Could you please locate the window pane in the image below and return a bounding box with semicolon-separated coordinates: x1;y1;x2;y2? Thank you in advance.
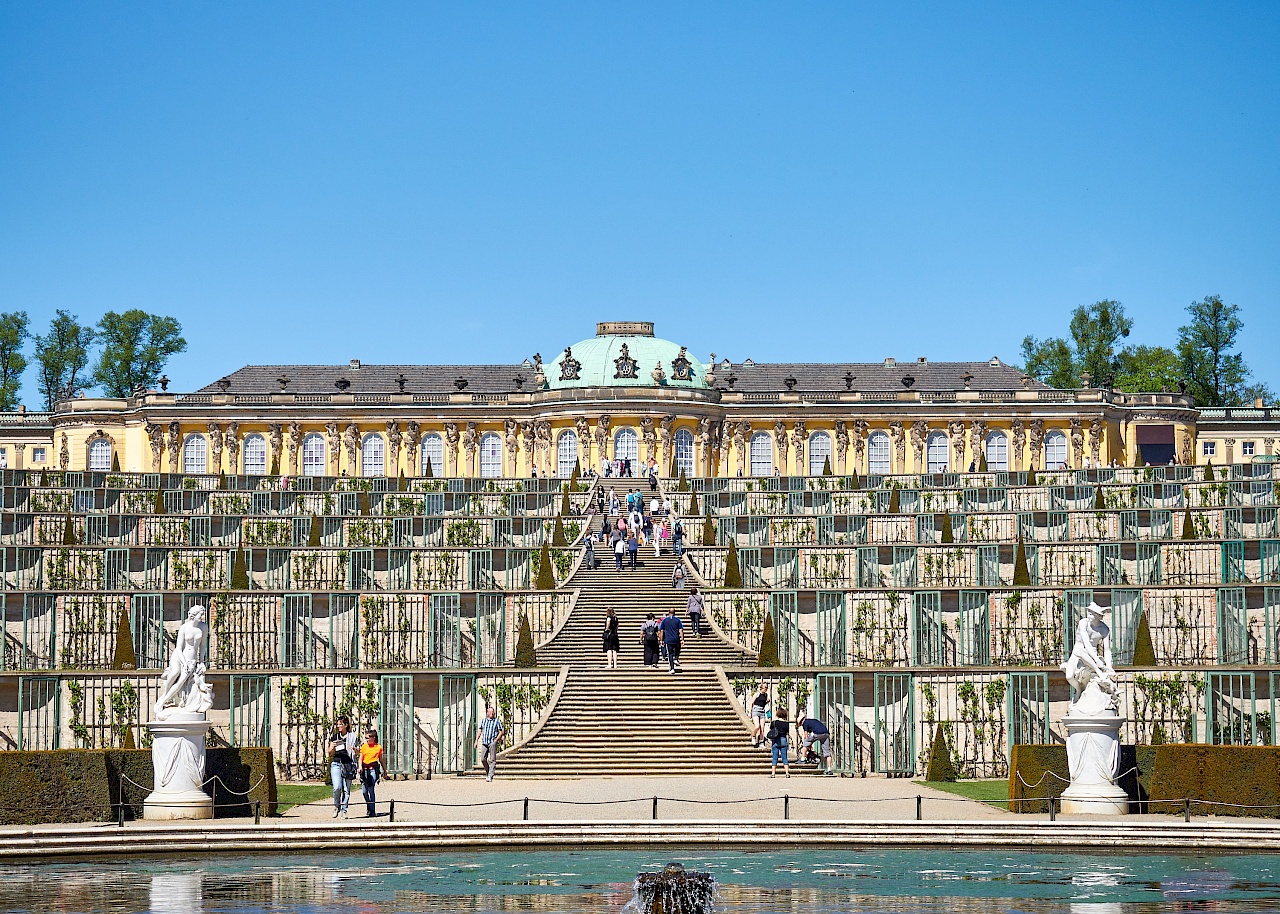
183;435;207;474
808;432;832;476
88;439;112;472
556;431;578;478
1044;431;1067;470
984;433;1008;471
301;434;326;476
674;428;695;476
421;434;444;475
749;432;773;476
868;432;891;475
243;435;267;475
614;429;638;463
362;434;385;477
926;433;949;474
479;433;503;478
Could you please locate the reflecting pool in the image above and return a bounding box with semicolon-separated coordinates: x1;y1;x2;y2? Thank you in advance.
3;847;1279;913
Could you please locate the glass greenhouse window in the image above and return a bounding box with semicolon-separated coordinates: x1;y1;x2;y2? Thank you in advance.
809;432;832;476
984;432;1009;471
479;432;503;478
421;433;444;475
183;435;207;474
362;434;385;477
88;438;112;472
749;432;773;476
1044;430;1068;470
926;432;949;473
243;434;267;475
674;428;694;477
557;431;578;478
301;434;326;476
614;428;638;464
868;432;891;475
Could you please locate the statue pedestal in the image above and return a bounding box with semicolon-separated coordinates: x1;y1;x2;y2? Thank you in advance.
144;715;214;820
1060;712;1128;816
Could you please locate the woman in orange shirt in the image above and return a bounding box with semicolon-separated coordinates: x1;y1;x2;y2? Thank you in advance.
357;729;384;818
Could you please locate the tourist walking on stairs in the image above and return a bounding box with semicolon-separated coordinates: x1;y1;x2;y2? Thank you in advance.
671;560;687;589
627;531;639;569
768;707;791;777
659;606;684;673
613;535;626;571
602;607;620;669
687;587;705;637
749;683;770;748
641;612;661;668
476;706;505;782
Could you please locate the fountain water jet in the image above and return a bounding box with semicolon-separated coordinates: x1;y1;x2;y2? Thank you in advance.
629;862;717;914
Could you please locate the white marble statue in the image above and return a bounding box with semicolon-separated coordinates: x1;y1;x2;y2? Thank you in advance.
1059;601;1128;814
1062;602;1120;716
154;605;214;720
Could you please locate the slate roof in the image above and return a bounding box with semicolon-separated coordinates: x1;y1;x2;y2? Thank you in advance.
198;358;1042;395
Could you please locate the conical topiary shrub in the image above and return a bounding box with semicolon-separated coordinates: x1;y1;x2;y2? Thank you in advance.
111;451;120;472
121;727;137;750
1094;486;1105;510
850;470;860;490
535;540;555;590
978;454;989;473
822;455;833;477
153;488;166;515
218;470;228;490
1131;611;1156;666
62;512;76;545
1027;466;1037;486
1181;506;1196;541
679;469;689;491
1204;460;1215;481
724;540;743;588
757;612;779;667
308;514;322;547
399;469;407;492
888;486;900;514
425;457;434;477
1012;535;1031;587
925;727;957;782
552;513;568;546
687;489;699;515
269;453;279;475
514;614;537;668
231;549;250;590
702;513;716;546
359;489;371;516
111;604;136;671
560;487;571;516
940;512;954;544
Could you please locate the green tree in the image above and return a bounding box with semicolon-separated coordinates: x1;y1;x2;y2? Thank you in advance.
1070;299;1132;385
1114;345;1181;393
1019;335;1076;388
1177;295;1263;407
33;310;96;410
92;310;187;398
0;311;30;410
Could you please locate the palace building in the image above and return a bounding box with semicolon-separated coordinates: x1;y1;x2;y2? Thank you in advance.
0;320;1270;478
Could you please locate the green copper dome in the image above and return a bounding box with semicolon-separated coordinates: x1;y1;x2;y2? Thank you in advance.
546;322;706;389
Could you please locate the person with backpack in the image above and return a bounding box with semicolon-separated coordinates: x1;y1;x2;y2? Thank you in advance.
686;587;705;638
673;518;685;557
768;707;792;778
627;529;639;570
641;612;661;668
327;715;359;818
613;534;626;571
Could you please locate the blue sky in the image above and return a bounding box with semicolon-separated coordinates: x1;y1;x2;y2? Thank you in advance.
1;4;1277;403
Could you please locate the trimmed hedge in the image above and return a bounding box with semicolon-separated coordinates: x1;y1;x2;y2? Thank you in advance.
0;747;277;825
1008;743;1280;816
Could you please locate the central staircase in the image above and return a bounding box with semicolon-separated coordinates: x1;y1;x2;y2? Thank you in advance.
488;495;770;776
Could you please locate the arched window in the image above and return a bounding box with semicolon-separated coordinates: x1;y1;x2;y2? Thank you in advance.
614;428;638;465
88;438;112;472
984;431;1009;472
749;432;773;476
1044;430;1068;470
926;432;950;474
868;431;891;475
183;434;207;474
420;433;444;476
674;428;695;477
556;430;578;478
301;433;326;477
808;431;833;476
361;434;385;477
479;432;503;478
243;434;267;475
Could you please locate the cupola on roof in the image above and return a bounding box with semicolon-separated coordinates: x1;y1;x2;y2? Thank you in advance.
546;322;706;390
